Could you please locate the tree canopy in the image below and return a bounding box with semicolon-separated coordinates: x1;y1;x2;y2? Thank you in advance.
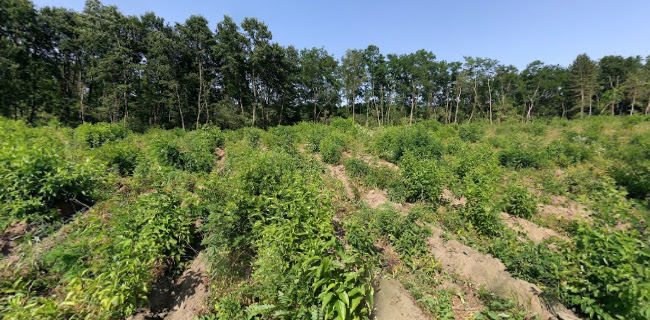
2;0;650;130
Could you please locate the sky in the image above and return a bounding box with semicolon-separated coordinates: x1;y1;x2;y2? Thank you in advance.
32;0;650;69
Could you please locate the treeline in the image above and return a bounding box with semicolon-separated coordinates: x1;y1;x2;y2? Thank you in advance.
2;0;650;130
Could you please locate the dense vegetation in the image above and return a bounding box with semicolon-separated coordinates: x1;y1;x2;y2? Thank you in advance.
2;0;650;132
0;115;648;320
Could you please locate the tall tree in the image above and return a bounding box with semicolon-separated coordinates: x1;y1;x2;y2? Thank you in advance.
569;54;598;117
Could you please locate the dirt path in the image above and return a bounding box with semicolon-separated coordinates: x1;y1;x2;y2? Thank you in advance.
538;196;592;223
499;212;569;244
373;278;428;320
129;252;210;320
427;226;577;320
328;164;355;200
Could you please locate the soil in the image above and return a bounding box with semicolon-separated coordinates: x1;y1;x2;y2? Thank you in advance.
539;196;592;223
426;225;577;320
129;252;210;320
327;164;355;200
499;212;569;244
215;147;226;171
436;279;486;320
0;221;30;256
372;277;428;320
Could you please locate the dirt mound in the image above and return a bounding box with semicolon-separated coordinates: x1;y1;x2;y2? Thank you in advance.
0;221;30;257
216;147;226;171
360;154;399;171
436;280;486;319
129;253;210;320
539;196;592;223
427;225;576;320
328;164;355;200
499;212;568;244
372;277;428;320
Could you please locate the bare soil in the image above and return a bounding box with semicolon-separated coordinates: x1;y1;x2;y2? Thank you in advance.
427;225;577;320
499;212;569;244
0;221;30;257
327;164;355;200
539;196;592;223
372;277;428;320
129;252;210;320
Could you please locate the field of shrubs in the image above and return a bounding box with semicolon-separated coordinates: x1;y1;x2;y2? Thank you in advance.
1;116;649;320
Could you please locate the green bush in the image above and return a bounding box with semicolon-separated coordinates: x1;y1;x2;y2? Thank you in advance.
98;140;141;176
501;185;537;219
458;123;485;142
559;225;650;319
319;132;347;164
0;131;104;227
398;153;446;203
375;125;444;163
75;123;128;148
498;145;542;169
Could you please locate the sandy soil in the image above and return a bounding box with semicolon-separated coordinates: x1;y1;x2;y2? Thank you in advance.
499;212;569;244
327;164;355;200
129;252;210;320
373;277;428;320
427;225;577;320
539;196;592;223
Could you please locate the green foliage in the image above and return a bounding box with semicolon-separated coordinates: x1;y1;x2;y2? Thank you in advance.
319;132;347;164
501;185;537;219
558;225;650;320
459;176;503;236
343;158;400;191
75;123;128;148
458;123;485;142
498;144;543;169
63;192;194;318
0;122;105;227
97;140;141;176
374;125;444;163
368;208;431;260
150;126;223;172
609;134;650;201
397;153;446;203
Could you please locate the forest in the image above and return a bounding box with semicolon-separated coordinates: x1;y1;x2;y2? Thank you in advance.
2;0;650;131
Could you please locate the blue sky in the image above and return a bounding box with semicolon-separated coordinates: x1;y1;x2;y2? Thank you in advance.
33;0;650;69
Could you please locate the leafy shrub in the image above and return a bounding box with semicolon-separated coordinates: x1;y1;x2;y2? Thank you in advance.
397;153;446;203
501;185;537;219
610;134;650;201
458;123;485;142
75;123;128;148
319;132;347;164
460;176;503;236
98;140;141;176
544;139;592;167
344;158;400;191
558;225;650;319
0;132;104;226
263;126;297;154
498;145;542;169
369;208;431;259
150;127;223;173
374;126;444;163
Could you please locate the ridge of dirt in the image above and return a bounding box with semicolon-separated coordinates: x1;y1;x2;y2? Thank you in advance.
538;196;592;223
328;164;355;200
0;221;30;257
499;212;569;244
129;252;210;320
427;225;577;320
373;277;428;320
363;189;411;211
215;147;226;172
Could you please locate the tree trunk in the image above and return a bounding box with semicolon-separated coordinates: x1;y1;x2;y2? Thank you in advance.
487;77;493;124
175;86;185;130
